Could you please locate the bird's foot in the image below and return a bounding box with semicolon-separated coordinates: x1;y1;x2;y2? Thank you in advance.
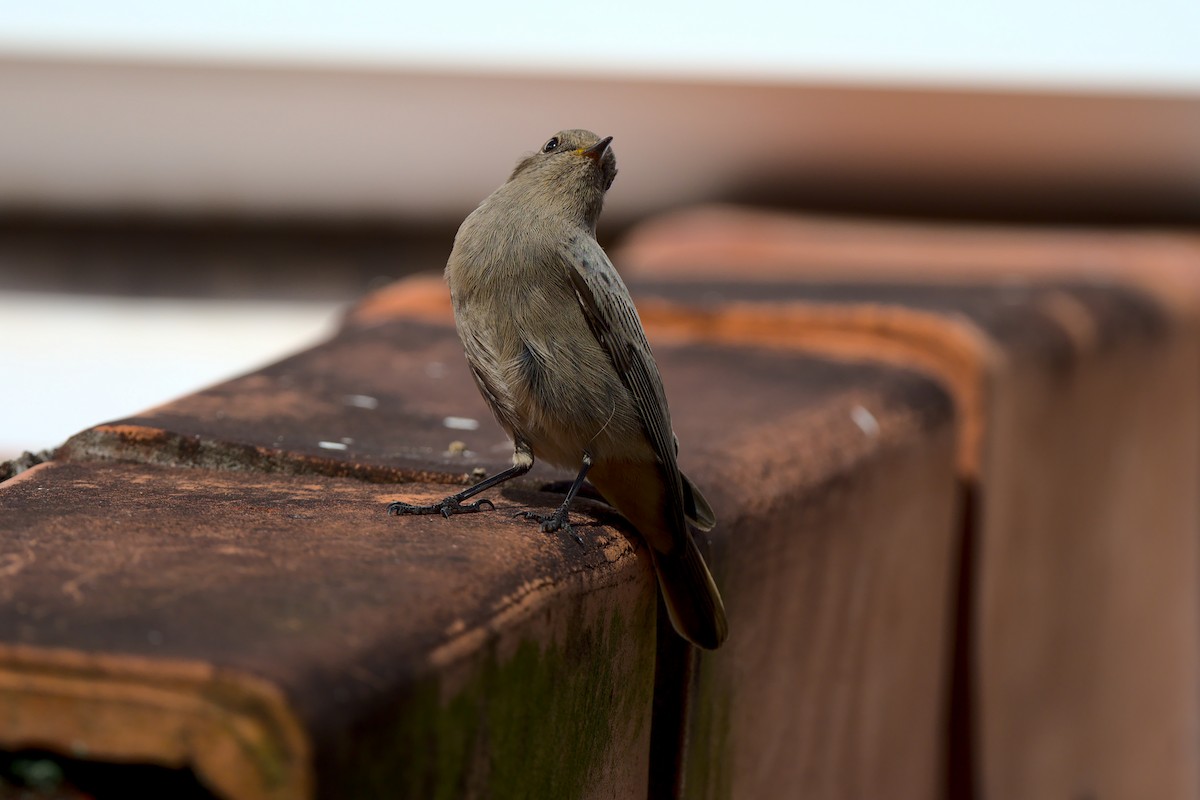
387;497;495;518
513;509;583;545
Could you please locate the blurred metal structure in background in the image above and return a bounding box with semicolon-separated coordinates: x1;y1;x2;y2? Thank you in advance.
0;53;1198;226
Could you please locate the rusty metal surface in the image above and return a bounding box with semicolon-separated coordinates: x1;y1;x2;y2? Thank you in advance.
0;461;631;681
4;207;1196;799
0;456;656;799
3;290;959;799
616;208;1200;800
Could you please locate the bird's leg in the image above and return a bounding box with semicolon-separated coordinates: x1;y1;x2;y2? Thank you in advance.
388;444;533;518
515;453;592;545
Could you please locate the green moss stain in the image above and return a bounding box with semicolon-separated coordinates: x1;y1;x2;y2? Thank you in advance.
336;587;657;799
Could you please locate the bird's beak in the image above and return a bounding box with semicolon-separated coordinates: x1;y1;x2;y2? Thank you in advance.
580;136;613;163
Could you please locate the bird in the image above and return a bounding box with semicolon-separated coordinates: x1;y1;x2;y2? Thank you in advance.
387;129;727;650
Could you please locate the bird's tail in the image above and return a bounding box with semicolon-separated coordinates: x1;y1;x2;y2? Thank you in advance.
653;535;728;650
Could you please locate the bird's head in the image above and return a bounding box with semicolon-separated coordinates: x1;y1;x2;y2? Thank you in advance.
509;129;618;196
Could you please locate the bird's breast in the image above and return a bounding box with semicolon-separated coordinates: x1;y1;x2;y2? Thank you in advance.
451;268;644;466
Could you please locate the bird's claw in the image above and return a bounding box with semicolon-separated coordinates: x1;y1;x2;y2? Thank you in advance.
511;509;558;531
513;510;584;545
387;498;495;517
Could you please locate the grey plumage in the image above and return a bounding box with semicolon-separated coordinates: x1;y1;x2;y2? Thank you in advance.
389;129;727;649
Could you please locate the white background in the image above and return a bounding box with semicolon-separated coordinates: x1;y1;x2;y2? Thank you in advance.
2;0;1199;90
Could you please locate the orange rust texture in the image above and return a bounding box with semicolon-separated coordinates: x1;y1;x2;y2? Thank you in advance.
637;297;994;476
85;424;172;443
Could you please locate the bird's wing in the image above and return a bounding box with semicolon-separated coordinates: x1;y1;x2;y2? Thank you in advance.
560;234;689;535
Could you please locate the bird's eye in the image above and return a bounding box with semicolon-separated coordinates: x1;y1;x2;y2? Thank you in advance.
542;137;559;153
